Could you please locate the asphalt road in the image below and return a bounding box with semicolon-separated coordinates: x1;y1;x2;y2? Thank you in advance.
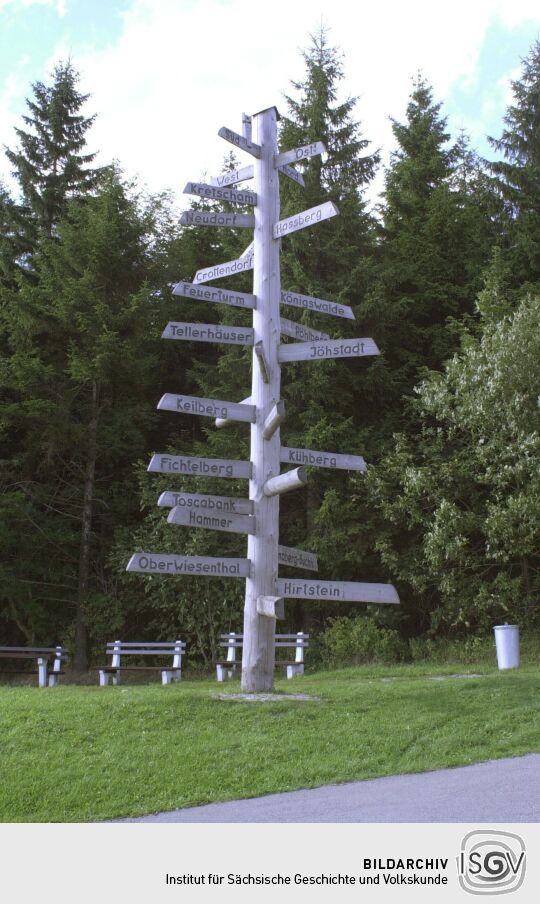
118;753;540;823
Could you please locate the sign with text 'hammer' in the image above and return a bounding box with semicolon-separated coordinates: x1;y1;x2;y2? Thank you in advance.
168;504;256;535
273;201;339;239
183;181;257;206
278;337;380;363
180;210;255;228
277;579;400;604
161;322;254;346
148;453;251;479
172;281;256;310
158;394;255;423
127;552;250;578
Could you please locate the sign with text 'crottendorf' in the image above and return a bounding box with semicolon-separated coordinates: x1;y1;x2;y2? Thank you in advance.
218;126;261;158
277;579;400;604
277;545;318;572
172;281;256;310
158;491;253;516
280;447;366;471
161;322;254;346
194;255;254;285
148;454;252;480
158;394;255;423
208;165;254;187
168;505;255;535
127;553;250;578
278;337;379;363
280;317;329;342
281;289;354;321
180;210;255;228
183;181;257;206
273;201;339;239
274;140;326;169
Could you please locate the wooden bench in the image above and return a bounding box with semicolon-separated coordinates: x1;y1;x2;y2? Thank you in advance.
216;632;309;681
99;640;186;686
0;645;68;688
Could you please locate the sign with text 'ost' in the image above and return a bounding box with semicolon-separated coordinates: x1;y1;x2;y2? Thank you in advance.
183;181;257;206
172;282;256;310
127;553;250;578
273;201;339;239
281;289;354;321
148;454;251;480
161;322;254;346
274;140;326;169
278;337;380;363
277;545;318;572
180;210;255;228
277;579;400;604
157;491;254;515
168;505;256;535
194;255;254;285
158;394;256;423
208;165;254;187
280;447;367;471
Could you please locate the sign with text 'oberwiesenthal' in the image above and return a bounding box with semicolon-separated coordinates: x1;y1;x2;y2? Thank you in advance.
273;201;339;239
148;453;251;479
161;322;254;346
277;545;318;572
280;447;366;471
183;181;257;206
281;289;354;321
168;504;256;535
172;282;256;310
193;255;254;285
277;579;400;604
280;317;329;342
157;394;255;423
278;337;380;363
157;491;254;516
127;553;250;578
180;210;255;228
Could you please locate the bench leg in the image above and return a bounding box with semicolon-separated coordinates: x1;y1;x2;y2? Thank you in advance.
286;664;304;679
216;665;232;682
37;658;47;688
162;670;172;685
172;669;182;683
99;670;110;687
48;674;59;688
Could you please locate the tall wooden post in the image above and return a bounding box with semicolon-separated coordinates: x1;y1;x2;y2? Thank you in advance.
242;107;281;692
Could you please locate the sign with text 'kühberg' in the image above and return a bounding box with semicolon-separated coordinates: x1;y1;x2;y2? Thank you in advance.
148;454;251;480
277;579;400;604
127;553;250;578
194;255;254;285
278;337;380;363
157;491;254;516
273;201;339;239
281;289;354;321
277;545;318;572
157;394;256;423
183;181;257;206
280;447;366;471
168;504;256;535
161;322;254;346
180;210;255;228
172;281;256;310
280;317;329;342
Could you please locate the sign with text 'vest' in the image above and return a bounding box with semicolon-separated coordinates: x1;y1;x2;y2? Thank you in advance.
161;322;254;346
127;553;250;578
277;545;318;572
208;165;254;187
194;255;254;285
168;505;256;535
180;210;255;228
158;394;255;423
274;141;326;169
158;491;254;516
280;317;329;342
281;289;354;321
148;454;252;480
172;282;256;310
280;447;366;471
278;337;380;363
277;579;400;604
273;201;339;238
183;181;257;206
218;126;261;158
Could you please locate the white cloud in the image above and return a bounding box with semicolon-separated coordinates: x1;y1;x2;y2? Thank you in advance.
0;0;66;13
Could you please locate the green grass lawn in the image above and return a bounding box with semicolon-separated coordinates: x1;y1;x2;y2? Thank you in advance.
1;663;539;822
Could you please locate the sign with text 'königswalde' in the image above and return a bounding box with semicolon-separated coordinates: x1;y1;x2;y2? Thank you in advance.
280;289;355;321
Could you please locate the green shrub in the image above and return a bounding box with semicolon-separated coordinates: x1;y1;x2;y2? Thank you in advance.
320;616;410;666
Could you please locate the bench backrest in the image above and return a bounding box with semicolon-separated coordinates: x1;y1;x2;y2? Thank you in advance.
219;632;309;663
105;641;186;669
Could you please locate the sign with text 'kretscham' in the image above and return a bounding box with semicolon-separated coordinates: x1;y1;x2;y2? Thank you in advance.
172;282;256;310
161;322;254;346
183;181;257;206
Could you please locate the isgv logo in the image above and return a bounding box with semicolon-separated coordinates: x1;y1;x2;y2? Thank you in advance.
458;830;526;895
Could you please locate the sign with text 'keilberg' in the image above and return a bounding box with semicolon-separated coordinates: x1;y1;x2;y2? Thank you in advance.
194;255;254;285
148;454;252;480
273;201;339;239
183;181;257;206
218;126;261;158
161;322;254;346
281;289;354;321
280;447;366;472
208;165;254;187
278;337;380;363
157;394;256;423
127;552;250;578
274;140;326;169
280;317;329;342
172;282;256;310
157;491;254;516
277;545;318;572
277;579;400;604
168;504;256;535
180;210;255;228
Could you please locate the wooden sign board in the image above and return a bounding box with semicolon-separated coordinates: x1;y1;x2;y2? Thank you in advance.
280;317;329;342
280;447;366;471
218;126;261;158
157;491;254;515
273;201;339;239
274;141;326;169
278;164;305;187
239;240;254;259
172;281;256;310
194;255;254;285
278;545;318;572
148;454;252;479
277;579;400;604
183;181;257;206
208;165;254;187
168;504;255;535
278;337;380;363
281;289;354;321
158;394;255;423
161;322;254;346
127;552;250;578
180;210;255;228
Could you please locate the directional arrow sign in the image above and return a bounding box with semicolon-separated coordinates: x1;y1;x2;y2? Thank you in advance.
127;552;250;578
277;579;400;604
280;317;329;342
280;447;366;471
278;164;305;187
183;181;257;206
278;337;380;363
278;545;318;572
208;165;254;187
239;240;254;259
281;289;354;320
274;141;326;169
218;126;261;158
168;505;256;535
158;394;255;423
161;322;254;346
194;255;254;284
172;282;256;310
180;210;255;228
148;454;252;480
273;201;339;239
158;491;254;516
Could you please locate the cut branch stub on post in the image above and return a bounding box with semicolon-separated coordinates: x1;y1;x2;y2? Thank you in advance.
262;401;285;440
263;467;308;497
257;596;285;620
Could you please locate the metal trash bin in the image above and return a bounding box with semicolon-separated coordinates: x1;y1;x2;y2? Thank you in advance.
493;624;520;670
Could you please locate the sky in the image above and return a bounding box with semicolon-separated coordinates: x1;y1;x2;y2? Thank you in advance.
1;0;540;211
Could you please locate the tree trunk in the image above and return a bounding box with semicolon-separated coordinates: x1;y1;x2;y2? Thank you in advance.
74;381;99;672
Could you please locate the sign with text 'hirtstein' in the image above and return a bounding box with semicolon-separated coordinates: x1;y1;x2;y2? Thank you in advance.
157;491;254;516
277;579;400;604
183;181;257;206
280;317;329;342
194;255;254;285
277;545;318;572
127;553;250;578
281;289;354;321
168;505;256;535
158;394;256;423
172;282;256;310
280;447;366;471
208;165;254;187
148;454;252;480
278;337;380;363
218;126;261;158
274;141;326;169
273;201;339;239
180;210;255;228
161;322;254;346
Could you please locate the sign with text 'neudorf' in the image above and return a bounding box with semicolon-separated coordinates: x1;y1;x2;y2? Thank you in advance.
209;165;254;187
127;553;250;578
277;579;400;604
280;317;329;342
280;447;366;471
172;282;256;310
158;394;255;423
157;491;253;516
161;322;254;346
148;454;251;479
168;505;256;535
277;545;318;572
218;126;261;158
183;181;257;206
281;289;354;321
194;255;254;285
278;337;380;363
273;201;339;239
180;210;255;228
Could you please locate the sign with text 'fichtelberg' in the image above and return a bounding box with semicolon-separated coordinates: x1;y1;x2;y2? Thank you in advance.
148;453;252;479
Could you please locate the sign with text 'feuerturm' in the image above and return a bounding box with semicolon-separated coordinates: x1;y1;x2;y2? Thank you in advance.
148;453;252;479
168;505;256;535
273;201;339;239
280;447;366;471
161;322;254;346
157;491;254;515
172;282;256;310
183;181;257;206
281;289;355;320
278;337;380;363
127;553;250;578
158;394;255;423
277;545;318;572
180;210;255;228
194;255;254;285
277;579;400;604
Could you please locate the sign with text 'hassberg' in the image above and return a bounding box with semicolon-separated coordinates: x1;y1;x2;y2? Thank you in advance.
280;447;366;471
277;579;400;604
183;181;257;206
278;337;380;363
273;202;339;238
172;282;256;310
218;126;261;158
194;256;254;285
158;491;253;515
209;165;254;187
161;322;254;346
158;394;255;423
280;317;330;342
281;289;354;321
148;454;252;479
274;141;326;169
180;210;255;228
168;505;256;535
127;553;250;578
277;545;318;572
